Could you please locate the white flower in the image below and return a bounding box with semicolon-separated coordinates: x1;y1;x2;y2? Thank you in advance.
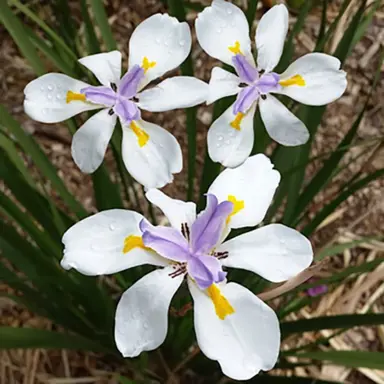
61;154;313;380
195;0;347;167
24;14;208;189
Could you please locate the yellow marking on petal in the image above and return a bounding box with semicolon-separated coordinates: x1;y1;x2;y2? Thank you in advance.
230;112;244;130
228;41;243;55
123;235;149;253
207;284;235;320
226;195;245;224
130;121;149;147
279;74;306;87
142;57;157;73
66;91;86;103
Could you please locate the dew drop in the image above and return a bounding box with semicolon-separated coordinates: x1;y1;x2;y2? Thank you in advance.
47;94;53;100
216;28;222;34
216;143;222;148
179;40;186;47
143;322;149;330
227;8;233;15
164;40;169;47
231;21;236;27
217;135;223;141
155;37;161;44
40;86;45;91
109;223;116;231
225;139;231;145
47;84;54;91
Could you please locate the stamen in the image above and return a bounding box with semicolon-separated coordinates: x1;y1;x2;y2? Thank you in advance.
169;264;187;278
123;235;149;253
111;83;117;92
226;195;245;224
130;121;149;147
230;112;244;130
66;91;86;104
142;57;156;73
279;74;306;87
228;41;242;55
214;251;229;260
207;284;235;320
181;223;190;241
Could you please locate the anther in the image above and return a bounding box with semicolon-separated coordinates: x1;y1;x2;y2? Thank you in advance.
111;83;117;92
261;94;267;100
108;109;114;116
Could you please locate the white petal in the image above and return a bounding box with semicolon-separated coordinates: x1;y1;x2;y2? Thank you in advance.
220;224;313;282
137;76;208;112
196;0;253;66
207;102;256;168
115;266;183;357
71;109;116;174
145;189;196;230
259;95;309;146
128;14;191;88
24;73;99;123
207;67;241;105
78;51;122;86
189;280;280;380
256;4;288;72
121;119;182;189
275;53;347;105
61;210;166;276
208;154;280;228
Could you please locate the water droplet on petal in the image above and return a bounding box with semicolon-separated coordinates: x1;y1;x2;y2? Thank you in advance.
40;86;44;91
109;223;116;231
227;8;233;15
225;139;231;145
217;135;223;141
143;322;149;330
216;28;222;34
48;84;54;91
231;21;236;27
155;37;161;44
47;94;53;100
164;40;169;46
179;40;186;47
216;143;222;148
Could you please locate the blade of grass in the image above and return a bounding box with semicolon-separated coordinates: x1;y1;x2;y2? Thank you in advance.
288;351;384;370
246;0;259;27
281;314;384;336
0;327;114;354
88;0;117;51
0;2;45;75
81;0;101;54
0;105;87;218
167;0;197;201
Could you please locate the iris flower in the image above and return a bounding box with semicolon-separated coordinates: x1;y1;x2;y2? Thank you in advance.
24;14;208;188
61;154;313;380
196;0;347;167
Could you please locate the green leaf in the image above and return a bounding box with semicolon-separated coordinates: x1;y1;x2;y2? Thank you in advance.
0;105;87;218
246;0;259;27
316;238;378;261
88;0;117;51
289;351;384;370
81;0;101;54
0;2;45;75
9;0;78;63
250;375;341;383
303;168;384;236
0;327;113;354
167;0;197;201
333;0;366;65
92;165;124;210
282;314;384;335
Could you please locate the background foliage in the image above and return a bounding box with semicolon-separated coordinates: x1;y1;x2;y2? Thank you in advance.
0;0;383;382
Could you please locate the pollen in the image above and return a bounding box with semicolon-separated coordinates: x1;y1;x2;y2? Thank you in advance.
226;195;245;224
228;41;242;55
66;91;86;103
207;284;235;320
123;235;148;253
142;57;156;73
130;121;149;147
230;112;244;130
279;74;306;87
